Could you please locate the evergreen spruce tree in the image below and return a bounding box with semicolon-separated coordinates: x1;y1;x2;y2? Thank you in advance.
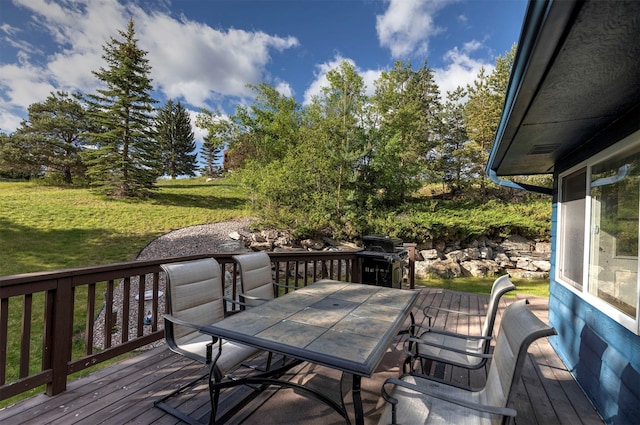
85;18;159;197
200;134;223;177
156;99;197;179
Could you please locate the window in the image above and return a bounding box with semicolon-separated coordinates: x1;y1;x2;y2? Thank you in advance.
557;133;640;330
558;168;586;289
588;149;639;318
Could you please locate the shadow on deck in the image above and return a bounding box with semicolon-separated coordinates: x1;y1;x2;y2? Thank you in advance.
0;287;603;425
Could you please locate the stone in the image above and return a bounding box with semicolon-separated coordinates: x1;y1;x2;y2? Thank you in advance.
532;260;551;272
248;241;272;251
494;252;514;268
502;235;534;254
515;257;539;271
263;229;279;240
301;238;325;250
535;242;551;254
460;260;501;277
479;246;493;260
420;249;440;260
463;247;480;260
507;269;548;279
415;259;462;279
446;250;469;262
228;231;242;240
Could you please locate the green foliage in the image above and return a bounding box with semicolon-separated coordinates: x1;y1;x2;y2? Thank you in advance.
195;109;232;177
361;198;551;244
0;132;43;179
84;19;160;197
11;91;90;184
155;99;197;179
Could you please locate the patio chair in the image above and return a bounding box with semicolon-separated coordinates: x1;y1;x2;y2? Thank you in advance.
404;274;515;374
154;258;263;425
232;251;296;307
380;299;556;425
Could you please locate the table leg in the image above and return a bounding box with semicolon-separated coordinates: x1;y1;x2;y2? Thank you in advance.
352;375;364;425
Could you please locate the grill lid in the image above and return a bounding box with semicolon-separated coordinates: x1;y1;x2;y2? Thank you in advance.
362;235;403;253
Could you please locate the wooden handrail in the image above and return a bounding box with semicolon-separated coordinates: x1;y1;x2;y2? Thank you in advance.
0;249;414;401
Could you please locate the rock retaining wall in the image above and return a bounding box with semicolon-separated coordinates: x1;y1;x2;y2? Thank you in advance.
237;229;551;280
414;234;550;279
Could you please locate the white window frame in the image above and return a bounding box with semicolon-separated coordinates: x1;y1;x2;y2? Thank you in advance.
556;130;640;335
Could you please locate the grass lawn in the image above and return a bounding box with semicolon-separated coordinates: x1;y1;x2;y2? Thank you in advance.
417;276;549;298
0;177;252;276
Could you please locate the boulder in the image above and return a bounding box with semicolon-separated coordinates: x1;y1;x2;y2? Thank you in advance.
460;260;501;277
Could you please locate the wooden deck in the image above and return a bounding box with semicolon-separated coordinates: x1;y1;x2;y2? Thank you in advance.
0;287;603;425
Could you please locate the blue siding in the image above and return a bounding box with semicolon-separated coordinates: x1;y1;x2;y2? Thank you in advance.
549;201;640;425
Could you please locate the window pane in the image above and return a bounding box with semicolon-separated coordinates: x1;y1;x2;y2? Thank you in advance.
589;149;640;318
559;168;586;288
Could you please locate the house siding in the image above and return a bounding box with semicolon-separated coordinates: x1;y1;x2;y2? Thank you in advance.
549;199;640;425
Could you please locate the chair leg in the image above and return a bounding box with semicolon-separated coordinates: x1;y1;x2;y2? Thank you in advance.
208;364;223;425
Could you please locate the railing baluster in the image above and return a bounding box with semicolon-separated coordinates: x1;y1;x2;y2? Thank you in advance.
105;280;114;349
20;294;32;378
137;274;145;337
0;297;8;385
122;277;130;344
86;283;96;356
284;261;291;288
152;273;160;331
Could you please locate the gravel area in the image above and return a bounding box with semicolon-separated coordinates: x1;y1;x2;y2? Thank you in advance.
93;218;257;350
135;217;257;261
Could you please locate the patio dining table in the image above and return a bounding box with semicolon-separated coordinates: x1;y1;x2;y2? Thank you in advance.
200;279;418;425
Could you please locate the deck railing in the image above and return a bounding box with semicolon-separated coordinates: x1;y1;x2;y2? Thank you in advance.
0;248;415;402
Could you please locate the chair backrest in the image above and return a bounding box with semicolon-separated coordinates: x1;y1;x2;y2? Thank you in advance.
232;251;275;305
479;275;516;342
480;299;556;411
161;258;225;347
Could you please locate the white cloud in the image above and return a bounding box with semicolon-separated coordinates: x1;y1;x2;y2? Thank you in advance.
303;55;382;105
433;41;494;97
138;11;299;108
274;80;294;98
188;109;209;143
376;0;453;59
0;0;299;131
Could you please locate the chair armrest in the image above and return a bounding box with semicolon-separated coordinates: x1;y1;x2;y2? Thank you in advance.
404;337;493;359
381;377;517;420
223;296;252;315
162;313;205;332
224;295;252;308
423;305;484;317
238;293;271;303
418;325;492;341
274;281;298;292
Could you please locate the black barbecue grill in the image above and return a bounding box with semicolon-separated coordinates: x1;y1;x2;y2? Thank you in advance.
357;236;407;288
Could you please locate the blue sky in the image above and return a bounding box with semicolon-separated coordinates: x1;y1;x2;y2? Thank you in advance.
0;0;527;143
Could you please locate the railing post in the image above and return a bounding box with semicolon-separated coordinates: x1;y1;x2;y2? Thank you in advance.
404;243;417;289
45;277;73;396
351;258;362;283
